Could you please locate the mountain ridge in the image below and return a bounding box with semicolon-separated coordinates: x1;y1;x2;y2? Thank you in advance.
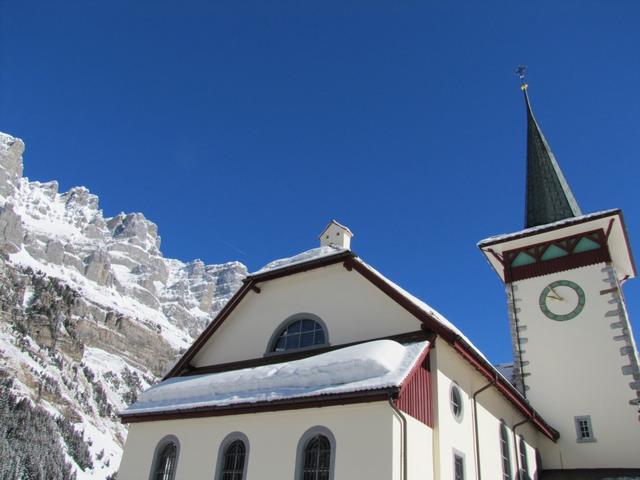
0;131;247;479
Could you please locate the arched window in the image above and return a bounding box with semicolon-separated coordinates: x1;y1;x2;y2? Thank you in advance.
221;441;245;480
215;433;249;480
518;436;530;480
150;436;179;480
295;426;336;480
269;315;328;354
302;435;330;480
500;421;512;480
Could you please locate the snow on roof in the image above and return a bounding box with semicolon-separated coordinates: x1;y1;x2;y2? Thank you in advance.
124;339;428;415
494;363;515;386
251;245;347;276
477;209;619;247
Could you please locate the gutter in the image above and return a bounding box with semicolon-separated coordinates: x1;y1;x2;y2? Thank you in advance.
388;393;408;480
472;378;496;480
451;337;558;441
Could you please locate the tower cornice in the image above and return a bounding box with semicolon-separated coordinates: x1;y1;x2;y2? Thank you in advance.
478;209;636;284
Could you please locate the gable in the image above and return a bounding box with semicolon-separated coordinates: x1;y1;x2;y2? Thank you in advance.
190;262;424;368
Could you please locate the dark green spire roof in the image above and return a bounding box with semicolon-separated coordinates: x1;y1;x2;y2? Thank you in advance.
524;86;582;228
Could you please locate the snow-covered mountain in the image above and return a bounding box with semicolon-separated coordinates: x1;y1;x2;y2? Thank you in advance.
0;132;247;479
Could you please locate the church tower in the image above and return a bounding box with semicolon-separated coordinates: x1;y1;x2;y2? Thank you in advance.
478;81;640;471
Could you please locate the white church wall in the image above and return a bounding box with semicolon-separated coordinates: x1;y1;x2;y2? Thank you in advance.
118;402;402;480
511;262;640;469
432;339;546;480
403;413;435;480
192;263;422;367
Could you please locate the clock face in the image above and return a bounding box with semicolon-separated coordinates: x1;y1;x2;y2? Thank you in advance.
539;280;586;321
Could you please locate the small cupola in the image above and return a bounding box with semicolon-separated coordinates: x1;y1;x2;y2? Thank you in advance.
319;220;353;250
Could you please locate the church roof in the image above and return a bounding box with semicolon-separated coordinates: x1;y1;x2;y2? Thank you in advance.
155;246;558;439
122;339;429;419
523;85;582;228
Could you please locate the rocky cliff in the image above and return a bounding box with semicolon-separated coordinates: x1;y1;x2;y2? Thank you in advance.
0;132;247;479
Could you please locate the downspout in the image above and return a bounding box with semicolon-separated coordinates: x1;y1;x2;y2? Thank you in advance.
512;417;530;480
472;377;496;480
388;394;408;480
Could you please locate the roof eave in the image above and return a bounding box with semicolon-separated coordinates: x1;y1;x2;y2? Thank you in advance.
120;387;399;424
246;250;355;283
478;209;621;248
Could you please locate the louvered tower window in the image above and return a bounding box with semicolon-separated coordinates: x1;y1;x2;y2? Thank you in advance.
302;435;331;480
221;440;246;480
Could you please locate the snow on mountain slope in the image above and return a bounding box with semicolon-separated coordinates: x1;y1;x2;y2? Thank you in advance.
0;131;247;479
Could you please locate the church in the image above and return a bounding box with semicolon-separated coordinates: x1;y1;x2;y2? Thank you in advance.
117;83;640;480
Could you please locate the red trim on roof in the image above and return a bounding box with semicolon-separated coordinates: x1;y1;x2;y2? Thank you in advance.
347;258;457;343
452;339;559;441
249;250;354;283
164;281;254;379
396;343;433;426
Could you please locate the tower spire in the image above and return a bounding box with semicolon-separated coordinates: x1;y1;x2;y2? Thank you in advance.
518;68;582;228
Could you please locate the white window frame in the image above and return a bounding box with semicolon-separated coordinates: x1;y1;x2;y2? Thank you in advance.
574;415;596;443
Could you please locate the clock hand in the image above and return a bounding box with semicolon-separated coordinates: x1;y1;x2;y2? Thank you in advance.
549;287;564;301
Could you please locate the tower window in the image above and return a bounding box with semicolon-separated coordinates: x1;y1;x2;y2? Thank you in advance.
453;452;465;480
574;415;596;443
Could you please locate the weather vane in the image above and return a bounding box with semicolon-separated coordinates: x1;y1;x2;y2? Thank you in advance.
515;64;528;90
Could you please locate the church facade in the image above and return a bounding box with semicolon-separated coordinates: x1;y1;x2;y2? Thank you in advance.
117;86;640;480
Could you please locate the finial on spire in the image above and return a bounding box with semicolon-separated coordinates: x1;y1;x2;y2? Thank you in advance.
515;64;528;90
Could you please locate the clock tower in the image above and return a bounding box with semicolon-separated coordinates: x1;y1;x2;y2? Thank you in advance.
478;83;640;471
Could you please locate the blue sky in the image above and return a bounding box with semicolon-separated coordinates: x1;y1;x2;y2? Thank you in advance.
1;0;638;363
